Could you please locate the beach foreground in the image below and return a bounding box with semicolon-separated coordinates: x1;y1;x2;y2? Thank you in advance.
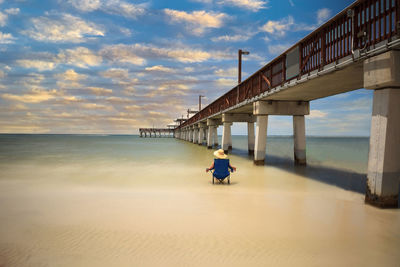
0;135;399;266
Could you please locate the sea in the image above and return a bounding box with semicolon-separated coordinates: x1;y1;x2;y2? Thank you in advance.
0;134;399;266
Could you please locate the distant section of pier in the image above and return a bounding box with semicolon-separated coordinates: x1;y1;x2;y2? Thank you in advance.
139;128;175;138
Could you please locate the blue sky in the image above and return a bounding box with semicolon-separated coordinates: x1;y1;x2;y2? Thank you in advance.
0;0;372;136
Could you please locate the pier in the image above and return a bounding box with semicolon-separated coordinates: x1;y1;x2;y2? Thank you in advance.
171;0;400;208
139;128;174;138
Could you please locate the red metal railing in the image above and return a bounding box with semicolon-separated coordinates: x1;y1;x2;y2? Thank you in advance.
178;0;399;130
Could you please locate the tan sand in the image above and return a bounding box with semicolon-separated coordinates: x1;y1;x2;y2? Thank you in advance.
0;157;399;267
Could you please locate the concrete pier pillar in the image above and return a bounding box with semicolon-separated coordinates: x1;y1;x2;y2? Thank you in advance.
207;126;213;149
193;128;198;144
254;115;268;165
198;128;203;145
213;126;219;147
365;89;400;208
189;129;193;142
293;115;306;165
364;50;400;208
253;100;309;165
222;122;232;153
198;124;205;145
247;122;255;155
207;119;221;149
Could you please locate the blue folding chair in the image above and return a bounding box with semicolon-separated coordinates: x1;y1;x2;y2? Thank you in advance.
209;159;233;184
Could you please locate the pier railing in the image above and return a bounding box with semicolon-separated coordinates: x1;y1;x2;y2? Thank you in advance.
177;0;399;129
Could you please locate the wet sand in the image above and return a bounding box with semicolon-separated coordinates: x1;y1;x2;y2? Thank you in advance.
0;155;399;267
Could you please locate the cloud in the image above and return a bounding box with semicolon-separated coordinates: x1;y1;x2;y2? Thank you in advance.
317;8;331;25
119;27;132;36
0;11;7;26
68;0;146;19
211;33;254;42
101;0;146;19
58;47;102;68
0;70;4;78
214;67;237;77
267;43;291;55
218;0;268;12
81;103;113;111
23;13;105;43
19;73;45;87
5;8;20;15
100;68;138;90
260;15;294;37
106;96;135;105
100;68;129;80
100;44;146;65
184;67;194;72
288;0;294;7
101;43;214;63
260;15;315;41
16;59;57;71
56;69;87;82
0;32;15;44
308;109;327;118
87;87;113;95
123;105;142;112
145;65;175;73
164;9;228;35
216;78;236;87
68;0;101;12
2;89;57;103
55;69;87;88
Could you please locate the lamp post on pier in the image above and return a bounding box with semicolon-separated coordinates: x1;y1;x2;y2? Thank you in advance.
238;49;250;84
238;49;250;104
199;95;204;111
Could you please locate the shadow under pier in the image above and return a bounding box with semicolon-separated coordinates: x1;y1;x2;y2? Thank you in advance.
230;147;366;194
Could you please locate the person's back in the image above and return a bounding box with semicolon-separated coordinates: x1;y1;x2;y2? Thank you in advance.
213;159;232;179
206;149;236;179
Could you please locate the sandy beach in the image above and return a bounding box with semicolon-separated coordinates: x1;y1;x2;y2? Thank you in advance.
1;137;399;267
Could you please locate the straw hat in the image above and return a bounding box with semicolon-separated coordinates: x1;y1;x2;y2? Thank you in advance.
214;149;228;159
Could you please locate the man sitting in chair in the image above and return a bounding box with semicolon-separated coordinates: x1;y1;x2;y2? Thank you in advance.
206;149;236;184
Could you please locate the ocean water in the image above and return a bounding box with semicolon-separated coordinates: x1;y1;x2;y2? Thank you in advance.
0;134;369;191
0;134;399;267
0;134;369;170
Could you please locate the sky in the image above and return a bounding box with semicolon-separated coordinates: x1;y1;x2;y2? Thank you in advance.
0;0;372;136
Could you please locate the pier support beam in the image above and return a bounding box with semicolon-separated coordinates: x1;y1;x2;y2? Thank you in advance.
213;126;219;147
254;115;268;165
248;122;255;155
207;126;213;149
193;127;198;144
222;122;232;153
253;100;309;165
198;123;206;145
222;113;256;153
207;119;221;149
189;128;193;142
364;50;400;208
293;115;306;165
